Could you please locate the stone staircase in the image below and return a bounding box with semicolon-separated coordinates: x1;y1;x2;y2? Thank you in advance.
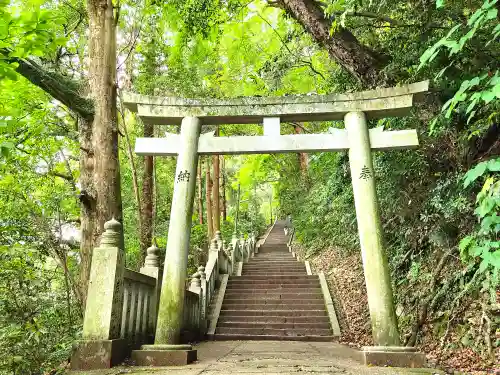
214;221;336;341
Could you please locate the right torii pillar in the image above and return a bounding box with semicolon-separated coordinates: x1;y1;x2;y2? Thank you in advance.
346;111;425;367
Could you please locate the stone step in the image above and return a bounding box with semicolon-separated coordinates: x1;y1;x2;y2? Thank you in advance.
225;284;320;290
257;251;292;256
227;280;319;286
223;296;325;303
229;275;317;281
244;257;298;266
222;298;324;305
219;309;328;317
217;321;331;329
221;302;326;310
212;333;335;342
215;327;332;336
217;315;330;324
224;290;322;297
243;265;305;269
242;270;307;277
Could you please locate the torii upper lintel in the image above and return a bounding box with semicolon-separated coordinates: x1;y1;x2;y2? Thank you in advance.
122;80;429;125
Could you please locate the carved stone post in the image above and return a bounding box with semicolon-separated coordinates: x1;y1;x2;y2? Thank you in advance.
198;266;207;336
345;111;400;347
231;232;239;262
140;242;160;334
71;218;127;370
239;234;246;261
215;230;223;251
227;243;234;275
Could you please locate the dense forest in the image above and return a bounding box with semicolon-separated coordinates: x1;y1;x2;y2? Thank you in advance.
0;0;498;374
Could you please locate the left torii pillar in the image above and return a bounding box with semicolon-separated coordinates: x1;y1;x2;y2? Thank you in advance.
133;117;200;365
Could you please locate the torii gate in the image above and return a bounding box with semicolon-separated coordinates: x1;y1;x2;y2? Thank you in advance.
123;81;429;363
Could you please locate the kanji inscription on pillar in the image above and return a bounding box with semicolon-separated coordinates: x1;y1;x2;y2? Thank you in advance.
177;170;190;182
359;165;372;180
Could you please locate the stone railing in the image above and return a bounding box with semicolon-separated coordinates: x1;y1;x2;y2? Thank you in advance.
72;220;260;369
72;219;161;370
183;229;258;340
120;269;157;346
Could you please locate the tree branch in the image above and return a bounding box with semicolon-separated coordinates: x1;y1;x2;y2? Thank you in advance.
257;12;326;80
1;51;95;120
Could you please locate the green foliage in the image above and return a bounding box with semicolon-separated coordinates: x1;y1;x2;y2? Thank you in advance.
459;158;500;302
0;245;78;375
419;0;500;134
0;0;66;80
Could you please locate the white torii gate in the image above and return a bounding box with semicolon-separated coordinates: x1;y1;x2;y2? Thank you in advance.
123;81;429;364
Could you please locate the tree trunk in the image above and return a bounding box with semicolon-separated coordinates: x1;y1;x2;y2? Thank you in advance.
8;0;122;306
221;156;227;222
82;0;122;303
294;125;309;176
139;121;154;260
274;0;388;87
212;154;221;232
120;109;142;248
205;157;214;240
197;160;204;224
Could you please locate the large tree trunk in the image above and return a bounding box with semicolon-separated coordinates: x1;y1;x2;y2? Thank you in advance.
205;157;214;240
294;125;309;176
139;121;154;260
212;155;221;232
197;160;204;224
83;0;122;302
273;0;388;87
221;156;227;222
212;127;221;232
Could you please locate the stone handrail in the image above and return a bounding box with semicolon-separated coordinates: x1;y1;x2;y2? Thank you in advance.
74;219;161;369
121;269;157;347
74;219;261;369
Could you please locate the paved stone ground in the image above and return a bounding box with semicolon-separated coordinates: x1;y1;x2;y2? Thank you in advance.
71;341;442;375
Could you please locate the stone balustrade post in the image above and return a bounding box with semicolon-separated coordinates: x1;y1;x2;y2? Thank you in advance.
244;238;250;262
231;232;239;262
71;218;127;370
251;232;257;255
239;234;246;261
198;266;207;336
225;243;232;275
215;231;223;251
190;271;201;291
140;242;161;333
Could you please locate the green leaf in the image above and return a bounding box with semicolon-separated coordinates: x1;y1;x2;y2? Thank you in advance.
481;90;495;103
479;258;489;273
487;158;500;172
475;197;496;218
464;162;488;187
490;250;500;269
486;8;498;20
436;0;445;8
459;235;474;252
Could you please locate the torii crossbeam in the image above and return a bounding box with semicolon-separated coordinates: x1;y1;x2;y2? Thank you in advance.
122;81;429;366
